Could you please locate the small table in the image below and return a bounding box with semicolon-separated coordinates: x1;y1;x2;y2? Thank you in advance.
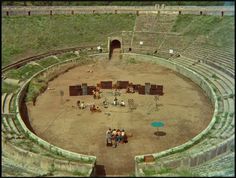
151;121;164;137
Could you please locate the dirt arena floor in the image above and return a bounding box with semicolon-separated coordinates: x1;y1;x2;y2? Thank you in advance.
27;50;213;176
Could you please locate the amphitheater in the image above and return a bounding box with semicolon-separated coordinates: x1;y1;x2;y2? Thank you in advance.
1;5;235;177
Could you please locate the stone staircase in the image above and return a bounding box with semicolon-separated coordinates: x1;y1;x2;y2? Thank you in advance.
2;93;22;138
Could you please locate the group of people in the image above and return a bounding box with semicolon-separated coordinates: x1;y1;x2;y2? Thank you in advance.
77;100;101;112
106;128;128;148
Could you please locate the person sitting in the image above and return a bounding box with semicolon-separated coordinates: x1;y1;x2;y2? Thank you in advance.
92;90;96;99
92;90;99;99
103;98;108;108
90;105;101;112
90;104;96;112
96;106;101;112
113;97;118;106
79;101;86;109
77;100;81;108
120;100;125;107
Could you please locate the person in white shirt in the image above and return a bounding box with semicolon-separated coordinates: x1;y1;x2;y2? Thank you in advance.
120;100;125;106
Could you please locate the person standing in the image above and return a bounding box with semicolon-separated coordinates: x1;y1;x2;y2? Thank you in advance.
106;128;112;146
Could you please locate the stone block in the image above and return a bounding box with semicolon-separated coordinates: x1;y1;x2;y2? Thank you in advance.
217;144;227;156
144;155;155;162
210;148;217;159
164;159;181;169
190;156;198;167
182;158;190;167
205;150;212;162
197;153;207;165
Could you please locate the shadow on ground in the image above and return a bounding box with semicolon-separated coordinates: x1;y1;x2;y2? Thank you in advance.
95;165;106;177
154;131;167;136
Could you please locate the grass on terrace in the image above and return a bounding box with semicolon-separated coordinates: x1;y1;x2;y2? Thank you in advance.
4;64;43;81
2;81;20;94
2;14;234;68
171;15;234;49
2;14;136;67
37;56;59;68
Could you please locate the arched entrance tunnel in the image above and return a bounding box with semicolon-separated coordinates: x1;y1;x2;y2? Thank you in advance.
109;39;121;59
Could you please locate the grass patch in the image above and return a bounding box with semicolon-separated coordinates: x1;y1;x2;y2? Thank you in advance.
156;167;172;174
72;170;88;176
136;157;144;163
229;112;234;117
2;81;19;94
57;52;78;61
215;115;221;124
37;56;59;68
228;93;234;98
126;57;137;64
223;112;229;119
212;74;220;80
143;168;156;176
5;64;42;81
25;78;48;102
2;14;135;67
175;169;199;177
171;15;234;49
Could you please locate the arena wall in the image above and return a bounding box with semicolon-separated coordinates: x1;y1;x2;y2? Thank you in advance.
2;5;234;16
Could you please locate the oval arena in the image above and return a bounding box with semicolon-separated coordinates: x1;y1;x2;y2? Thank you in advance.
2;3;234;177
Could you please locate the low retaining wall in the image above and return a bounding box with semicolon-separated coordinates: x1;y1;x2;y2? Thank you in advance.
2;140;93;176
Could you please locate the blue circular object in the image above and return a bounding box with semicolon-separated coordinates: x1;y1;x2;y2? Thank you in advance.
151;121;164;127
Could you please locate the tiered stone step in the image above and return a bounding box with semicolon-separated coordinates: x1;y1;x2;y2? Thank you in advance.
122;31;133;48
156;56;234;156
132;32;157;48
174;57;234;140
153;15;177;33
155;14;177;23
153;22;174;32
191;151;235;177
1;93;7;114
135;14;157;32
159;35;191;52
182;43;234;71
2;93;21;136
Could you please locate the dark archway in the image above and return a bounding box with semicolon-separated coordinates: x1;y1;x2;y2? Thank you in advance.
109;39;121;59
